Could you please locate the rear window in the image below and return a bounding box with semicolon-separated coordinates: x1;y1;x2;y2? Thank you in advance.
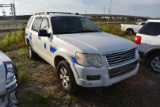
138;22;160;36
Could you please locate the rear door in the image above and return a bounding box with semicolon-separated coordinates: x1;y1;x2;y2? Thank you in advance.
0;62;6;94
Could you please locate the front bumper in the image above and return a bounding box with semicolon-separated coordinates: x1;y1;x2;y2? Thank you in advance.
71;59;139;88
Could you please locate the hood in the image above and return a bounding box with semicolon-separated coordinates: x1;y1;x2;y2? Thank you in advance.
58;32;136;55
0;51;12;62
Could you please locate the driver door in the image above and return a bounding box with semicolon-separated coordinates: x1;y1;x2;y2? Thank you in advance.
38;17;52;62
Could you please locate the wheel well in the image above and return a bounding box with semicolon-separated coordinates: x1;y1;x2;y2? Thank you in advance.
145;49;160;61
126;28;133;31
54;56;66;69
26;39;29;46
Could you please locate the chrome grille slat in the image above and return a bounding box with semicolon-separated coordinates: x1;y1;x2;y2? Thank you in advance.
106;48;136;66
108;56;135;65
107;53;134;60
106;49;135;57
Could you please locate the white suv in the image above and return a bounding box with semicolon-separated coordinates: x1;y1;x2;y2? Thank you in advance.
135;19;160;73
0;51;18;106
25;12;139;93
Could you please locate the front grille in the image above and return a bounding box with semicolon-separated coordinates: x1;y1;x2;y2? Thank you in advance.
108;60;138;78
106;48;136;66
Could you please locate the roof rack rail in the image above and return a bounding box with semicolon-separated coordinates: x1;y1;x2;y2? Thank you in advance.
34;12;79;15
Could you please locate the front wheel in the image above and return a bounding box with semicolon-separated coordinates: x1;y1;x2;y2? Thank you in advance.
57;60;79;93
148;53;160;73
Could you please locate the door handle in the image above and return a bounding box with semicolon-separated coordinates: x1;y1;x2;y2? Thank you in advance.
38;37;41;40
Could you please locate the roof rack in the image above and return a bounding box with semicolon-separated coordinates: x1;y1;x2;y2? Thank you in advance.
34;12;79;15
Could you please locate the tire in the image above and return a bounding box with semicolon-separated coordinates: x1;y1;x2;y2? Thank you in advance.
28;44;37;59
127;29;134;35
148;53;160;73
57;60;79;93
6;91;18;107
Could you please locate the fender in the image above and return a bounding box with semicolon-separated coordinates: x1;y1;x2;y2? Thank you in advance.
25;33;32;45
144;46;160;59
52;50;80;80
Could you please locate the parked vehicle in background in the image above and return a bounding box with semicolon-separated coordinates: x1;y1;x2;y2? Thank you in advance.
121;22;145;35
0;51;18;107
135;19;160;73
25;12;139;93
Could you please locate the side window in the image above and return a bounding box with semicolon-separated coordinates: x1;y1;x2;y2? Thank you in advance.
40;18;50;32
32;17;42;32
139;22;160;36
26;17;33;29
140;22;145;25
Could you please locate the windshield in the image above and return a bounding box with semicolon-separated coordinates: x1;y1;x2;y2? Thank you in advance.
51;16;100;34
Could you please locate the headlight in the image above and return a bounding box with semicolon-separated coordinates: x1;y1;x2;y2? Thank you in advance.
76;53;103;68
4;62;16;84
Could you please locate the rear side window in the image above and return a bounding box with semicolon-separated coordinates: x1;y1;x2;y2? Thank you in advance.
139;22;160;36
32;17;42;32
26;17;33;29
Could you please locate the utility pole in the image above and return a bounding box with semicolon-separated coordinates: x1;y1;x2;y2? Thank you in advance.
13;0;16;19
103;7;105;19
109;0;113;22
0;2;16;20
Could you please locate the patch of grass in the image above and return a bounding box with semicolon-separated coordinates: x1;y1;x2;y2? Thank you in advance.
97;24;124;36
18;87;79;107
96;23;136;38
0;24;25;51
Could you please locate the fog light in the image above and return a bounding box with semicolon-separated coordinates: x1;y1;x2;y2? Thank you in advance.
87;75;100;80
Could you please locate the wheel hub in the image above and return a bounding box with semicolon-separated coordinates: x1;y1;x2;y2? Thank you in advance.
151;56;160;72
59;67;69;88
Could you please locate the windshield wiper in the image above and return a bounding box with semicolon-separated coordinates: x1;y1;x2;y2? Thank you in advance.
77;30;99;33
55;30;99;34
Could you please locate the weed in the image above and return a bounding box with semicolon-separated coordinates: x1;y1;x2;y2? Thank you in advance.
0;24;25;51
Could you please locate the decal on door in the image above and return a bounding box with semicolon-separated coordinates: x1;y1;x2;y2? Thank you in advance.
50;46;57;53
44;43;47;49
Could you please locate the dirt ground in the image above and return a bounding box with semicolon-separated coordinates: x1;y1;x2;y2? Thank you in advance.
6;47;160;107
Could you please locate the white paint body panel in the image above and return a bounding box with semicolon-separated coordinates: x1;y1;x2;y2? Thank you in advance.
25;14;139;87
136;20;160;54
121;24;143;33
0;51;18;106
0;61;6;94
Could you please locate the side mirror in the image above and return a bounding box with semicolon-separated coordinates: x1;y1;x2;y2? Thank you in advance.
38;30;50;37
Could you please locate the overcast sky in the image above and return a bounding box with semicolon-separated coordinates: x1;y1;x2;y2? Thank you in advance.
0;0;159;18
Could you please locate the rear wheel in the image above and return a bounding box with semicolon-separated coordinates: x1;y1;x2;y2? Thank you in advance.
28;44;37;59
127;29;134;35
57;60;79;93
148;53;160;73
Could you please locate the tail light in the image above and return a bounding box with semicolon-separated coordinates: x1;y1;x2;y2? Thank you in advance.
134;35;142;44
